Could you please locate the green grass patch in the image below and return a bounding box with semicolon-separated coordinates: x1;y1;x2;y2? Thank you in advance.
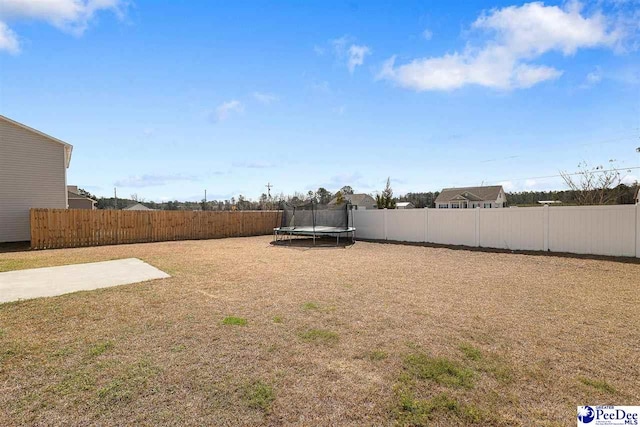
89;340;113;357
459;343;482;361
55;370;96;396
395;390;490;425
1;342;22;363
0;259;41;273
302;302;319;310
171;344;186;353
272;316;283;324
475;356;513;384
404;352;474;388
222;316;247;326
459;343;513;384
97;359;160;406
367;349;388;361
579;377;617;394
299;329;339;344
243;380;275;412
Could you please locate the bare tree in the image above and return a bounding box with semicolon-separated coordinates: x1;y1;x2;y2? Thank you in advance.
130;193;145;203
560;161;626;205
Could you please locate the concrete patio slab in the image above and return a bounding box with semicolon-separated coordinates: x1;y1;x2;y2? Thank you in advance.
0;258;170;303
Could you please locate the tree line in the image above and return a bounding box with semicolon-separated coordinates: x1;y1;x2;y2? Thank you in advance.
78;180;638;211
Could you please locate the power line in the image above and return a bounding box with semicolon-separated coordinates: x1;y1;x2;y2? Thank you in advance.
479;133;638;164
490;166;640;185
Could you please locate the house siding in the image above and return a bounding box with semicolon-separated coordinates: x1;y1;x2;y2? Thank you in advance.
0;119;68;242
68;199;95;210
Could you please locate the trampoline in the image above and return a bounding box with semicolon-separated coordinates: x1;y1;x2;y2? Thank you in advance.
274;202;355;245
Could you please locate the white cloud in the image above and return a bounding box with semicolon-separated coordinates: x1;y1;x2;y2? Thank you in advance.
0;21;19;53
621;174;638;186
252;92;278;105
422;29;433;40
498;180;516;192
379;1;622;91
581;67;603;88
525;179;538;188
231;161;274;169
330;36;371;73
213;100;244;122
309;80;331;94
0;0;126;53
331;35;350;53
347;44;371;73
114;174;197;188
586;70;602;84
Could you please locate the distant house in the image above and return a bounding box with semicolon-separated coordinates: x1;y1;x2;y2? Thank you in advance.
396;202;415;209
537;200;562;205
124;202;154;211
0;115;73;242
435;185;506;209
328;193;377;210
67;186;96;210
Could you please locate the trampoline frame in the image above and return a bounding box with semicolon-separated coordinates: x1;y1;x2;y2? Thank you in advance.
273;226;356;246
273;202;356;246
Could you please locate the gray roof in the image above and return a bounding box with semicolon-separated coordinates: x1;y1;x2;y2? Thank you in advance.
435;185;503;203
67;190;96;202
328;193;376;206
124;202;154;210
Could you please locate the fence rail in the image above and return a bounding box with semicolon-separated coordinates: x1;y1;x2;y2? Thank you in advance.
354;205;640;258
30;209;282;249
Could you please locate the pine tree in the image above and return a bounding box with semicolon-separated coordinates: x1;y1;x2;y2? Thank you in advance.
376;177;396;208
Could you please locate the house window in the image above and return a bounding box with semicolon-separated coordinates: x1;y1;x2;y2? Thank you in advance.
484;203;492;208
438;204;448;209
451;203;460;209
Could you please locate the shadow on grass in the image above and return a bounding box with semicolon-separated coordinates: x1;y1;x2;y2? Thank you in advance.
357;238;640;265
270;236;355;249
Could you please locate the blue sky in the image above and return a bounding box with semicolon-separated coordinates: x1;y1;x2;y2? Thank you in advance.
1;0;639;202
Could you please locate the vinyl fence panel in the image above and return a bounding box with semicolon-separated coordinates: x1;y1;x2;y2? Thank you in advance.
548;205;636;257
426;209;476;247
353;205;640;258
386;209;426;242
353;209;385;240
479;207;544;251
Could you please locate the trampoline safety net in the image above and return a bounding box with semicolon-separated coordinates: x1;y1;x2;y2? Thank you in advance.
280;202;350;229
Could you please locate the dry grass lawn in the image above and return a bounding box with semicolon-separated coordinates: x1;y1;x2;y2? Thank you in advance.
1;236;638;426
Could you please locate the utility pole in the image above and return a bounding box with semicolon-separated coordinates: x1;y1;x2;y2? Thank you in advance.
114;187;118;210
265;182;273;198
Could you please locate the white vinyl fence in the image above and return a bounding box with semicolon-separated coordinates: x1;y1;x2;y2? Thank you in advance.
353;205;640;258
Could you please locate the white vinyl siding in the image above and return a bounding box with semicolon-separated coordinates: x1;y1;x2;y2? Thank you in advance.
0;119;68;242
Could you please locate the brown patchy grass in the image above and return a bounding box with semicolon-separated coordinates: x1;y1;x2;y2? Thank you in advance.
0;236;639;426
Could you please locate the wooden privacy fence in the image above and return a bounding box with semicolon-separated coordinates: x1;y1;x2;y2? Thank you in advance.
30;209;282;249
